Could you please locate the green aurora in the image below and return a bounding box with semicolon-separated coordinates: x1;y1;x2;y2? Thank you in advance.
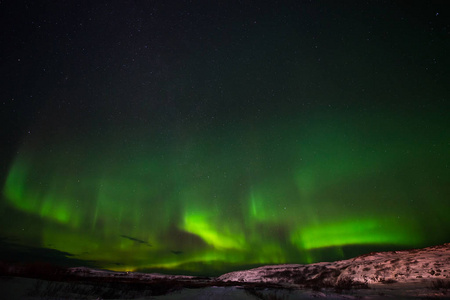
3;110;449;274
1;1;449;276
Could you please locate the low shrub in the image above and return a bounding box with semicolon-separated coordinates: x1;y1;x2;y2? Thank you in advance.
380;278;397;284
245;287;289;300
335;277;369;292
430;279;450;290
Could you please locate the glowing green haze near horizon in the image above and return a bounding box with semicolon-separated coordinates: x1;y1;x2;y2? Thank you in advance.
3;110;449;274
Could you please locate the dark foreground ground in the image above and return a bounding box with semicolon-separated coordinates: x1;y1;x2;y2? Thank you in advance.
1;274;449;299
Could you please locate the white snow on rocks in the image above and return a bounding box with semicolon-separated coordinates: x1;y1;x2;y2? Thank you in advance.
218;243;450;286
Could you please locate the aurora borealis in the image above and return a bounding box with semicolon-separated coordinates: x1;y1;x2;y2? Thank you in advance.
1;1;449;276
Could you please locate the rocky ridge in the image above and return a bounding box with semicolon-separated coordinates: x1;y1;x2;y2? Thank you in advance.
218;243;450;288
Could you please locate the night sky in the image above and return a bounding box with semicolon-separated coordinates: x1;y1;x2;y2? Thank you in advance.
1;1;449;276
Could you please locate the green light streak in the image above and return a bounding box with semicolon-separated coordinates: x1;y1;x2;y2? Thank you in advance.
291;218;422;250
182;211;245;250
